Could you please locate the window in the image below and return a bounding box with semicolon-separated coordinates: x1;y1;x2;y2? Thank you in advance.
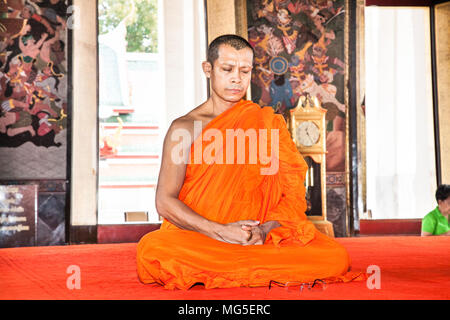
97;0;163;224
365;7;437;219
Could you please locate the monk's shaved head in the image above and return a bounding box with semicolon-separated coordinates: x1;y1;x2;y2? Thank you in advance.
207;34;254;66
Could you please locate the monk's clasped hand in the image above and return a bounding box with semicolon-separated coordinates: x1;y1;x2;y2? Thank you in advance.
241;225;266;246
218;220;260;245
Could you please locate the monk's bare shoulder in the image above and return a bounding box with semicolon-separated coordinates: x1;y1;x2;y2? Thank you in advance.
168;113;196;139
165;104;209;148
168;115;193;134
167;103;211;138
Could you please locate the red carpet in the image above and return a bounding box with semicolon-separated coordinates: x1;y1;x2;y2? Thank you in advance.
1;236;449;300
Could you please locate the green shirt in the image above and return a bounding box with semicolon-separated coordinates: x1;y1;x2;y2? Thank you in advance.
422;207;450;235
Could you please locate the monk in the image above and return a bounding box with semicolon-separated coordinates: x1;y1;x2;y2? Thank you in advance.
136;34;365;290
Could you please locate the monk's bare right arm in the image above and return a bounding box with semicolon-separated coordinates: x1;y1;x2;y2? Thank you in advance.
155;119;258;245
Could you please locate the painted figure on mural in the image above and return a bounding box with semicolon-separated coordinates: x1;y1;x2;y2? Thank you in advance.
274;8;299;54
0;0;68;148
270;73;293;113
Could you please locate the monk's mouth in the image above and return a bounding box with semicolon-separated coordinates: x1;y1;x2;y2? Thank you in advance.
226;88;243;94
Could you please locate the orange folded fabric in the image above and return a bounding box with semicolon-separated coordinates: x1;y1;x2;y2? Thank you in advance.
137;100;367;290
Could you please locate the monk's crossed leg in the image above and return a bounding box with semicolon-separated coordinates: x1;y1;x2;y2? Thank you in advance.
136;229;350;289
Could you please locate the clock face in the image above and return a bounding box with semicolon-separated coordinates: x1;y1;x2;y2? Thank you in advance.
296;121;320;147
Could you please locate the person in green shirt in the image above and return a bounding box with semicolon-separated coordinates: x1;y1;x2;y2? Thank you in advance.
422;184;450;236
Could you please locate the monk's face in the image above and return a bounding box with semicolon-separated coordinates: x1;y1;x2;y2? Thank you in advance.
204;44;253;103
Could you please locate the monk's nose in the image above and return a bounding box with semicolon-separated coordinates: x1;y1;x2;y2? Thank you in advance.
231;70;242;83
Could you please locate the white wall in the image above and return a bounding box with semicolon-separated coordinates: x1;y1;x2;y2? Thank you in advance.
71;0;98;226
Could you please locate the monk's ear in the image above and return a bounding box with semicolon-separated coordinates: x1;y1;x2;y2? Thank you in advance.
202;61;212;78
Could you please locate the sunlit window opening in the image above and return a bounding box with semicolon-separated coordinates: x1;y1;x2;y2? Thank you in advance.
97;0;163;224
365;6;437;219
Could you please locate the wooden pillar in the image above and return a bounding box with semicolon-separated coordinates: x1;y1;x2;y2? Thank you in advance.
434;2;450;184
205;0;248;44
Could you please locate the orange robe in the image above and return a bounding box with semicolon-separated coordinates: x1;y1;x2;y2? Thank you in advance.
137;100;365;290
